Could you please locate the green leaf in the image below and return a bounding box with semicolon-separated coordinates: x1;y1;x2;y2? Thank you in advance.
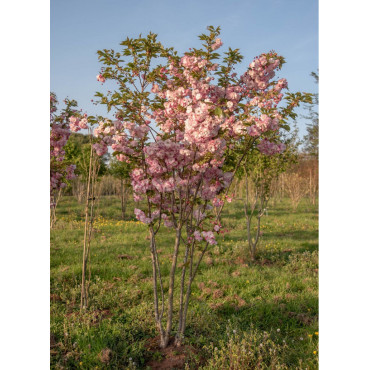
214;107;223;117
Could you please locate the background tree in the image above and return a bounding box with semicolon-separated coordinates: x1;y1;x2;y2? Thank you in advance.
242;136;299;260
109;158;132;220
50;93;78;228
302;71;319;156
67;115;108;310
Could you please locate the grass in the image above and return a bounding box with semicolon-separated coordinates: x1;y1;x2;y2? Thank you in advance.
50;195;318;369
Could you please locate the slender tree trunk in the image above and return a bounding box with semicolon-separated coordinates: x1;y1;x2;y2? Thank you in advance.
80;143;93;311
163;228;182;348
149;227;165;346
176;273;192;346
120;178;127;220
50;188;62;229
243;172;267;261
175;242;190;346
175;240;209;346
244;174;255;260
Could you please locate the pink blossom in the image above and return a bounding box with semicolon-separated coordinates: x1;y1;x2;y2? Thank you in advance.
225;195;232;203
69;116;81;132
257;139;286;155
79;118;88;129
134;208;152;224
211;38;223;51
201;231;217;245
194;230;203;241
96;74;105;83
212;197;224;207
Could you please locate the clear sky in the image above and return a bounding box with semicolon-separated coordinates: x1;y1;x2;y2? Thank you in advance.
51;0;318;137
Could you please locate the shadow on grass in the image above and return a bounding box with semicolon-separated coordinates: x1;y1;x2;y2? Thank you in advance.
221;202;317;220
186;293;318;346
265;229;318;242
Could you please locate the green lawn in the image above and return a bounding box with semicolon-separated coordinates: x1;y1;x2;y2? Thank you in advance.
51;195;318;369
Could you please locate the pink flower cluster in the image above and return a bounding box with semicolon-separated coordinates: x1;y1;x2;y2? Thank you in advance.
69;115;88;132
212;197;224;208
192;230;217;245
211;38;223;51
96;74;106;83
134;208;174;228
257;139;286;155
134;208;153;224
241;54;281;91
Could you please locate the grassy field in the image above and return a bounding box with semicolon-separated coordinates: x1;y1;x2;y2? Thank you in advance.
50;195;318;369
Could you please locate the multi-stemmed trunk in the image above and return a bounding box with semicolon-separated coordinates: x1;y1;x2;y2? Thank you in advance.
149;225;210;348
162;228;182;347
148;225;188;348
175;236;209;347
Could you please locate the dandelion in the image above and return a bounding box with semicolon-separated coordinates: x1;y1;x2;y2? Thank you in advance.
313;351;317;355
277;328;280;332
300;337;303;341
315;331;319;335
308;334;313;338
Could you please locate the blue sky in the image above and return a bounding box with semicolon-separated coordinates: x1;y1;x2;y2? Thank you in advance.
51;0;318;137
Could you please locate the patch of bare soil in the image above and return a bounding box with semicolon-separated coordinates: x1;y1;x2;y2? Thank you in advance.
233;256;248;265
50;332;62;356
117;254;135;260
65;309;113;325
98;348;112;364
253;258;275;267
50;332;57;348
145;336;200;369
50;294;62;302
287;311;316;326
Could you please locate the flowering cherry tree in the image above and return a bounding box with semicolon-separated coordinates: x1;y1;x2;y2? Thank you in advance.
93;26;310;348
50;93;79;227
